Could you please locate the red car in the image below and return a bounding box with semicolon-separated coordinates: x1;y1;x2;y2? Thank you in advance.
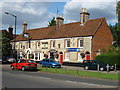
10;59;37;71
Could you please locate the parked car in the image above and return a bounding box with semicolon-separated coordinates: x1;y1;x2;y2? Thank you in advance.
40;58;61;68
82;60;114;71
7;57;16;63
10;59;37;71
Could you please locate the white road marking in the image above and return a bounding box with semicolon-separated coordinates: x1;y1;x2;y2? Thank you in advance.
65;80;117;88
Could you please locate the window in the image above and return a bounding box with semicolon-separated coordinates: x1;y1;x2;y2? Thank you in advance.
34;53;38;60
66;39;70;48
58;44;60;48
78;38;84;48
51;40;55;48
28;40;31;48
26;42;28;49
20;43;23;49
20;52;23;59
21;60;26;63
28;60;35;63
37;41;40;49
65;52;69;61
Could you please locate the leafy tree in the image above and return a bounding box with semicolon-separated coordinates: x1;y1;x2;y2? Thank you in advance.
48;17;56;27
1;30;12;59
109;23;119;47
116;1;120;47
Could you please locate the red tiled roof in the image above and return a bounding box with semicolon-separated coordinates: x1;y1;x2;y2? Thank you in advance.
14;17;105;41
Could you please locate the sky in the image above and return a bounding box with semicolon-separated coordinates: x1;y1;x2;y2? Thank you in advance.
1;0;119;34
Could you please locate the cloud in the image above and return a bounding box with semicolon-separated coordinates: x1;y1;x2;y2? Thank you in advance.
2;2;55;34
63;0;117;24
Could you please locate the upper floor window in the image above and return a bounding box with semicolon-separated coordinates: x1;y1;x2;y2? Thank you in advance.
65;39;70;48
51;40;55;48
78;38;84;48
28;40;31;48
37;41;40;49
20;43;23;49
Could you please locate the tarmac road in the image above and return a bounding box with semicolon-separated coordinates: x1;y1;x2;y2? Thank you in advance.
1;64;119;89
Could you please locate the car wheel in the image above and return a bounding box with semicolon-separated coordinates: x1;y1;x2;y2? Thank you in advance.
100;67;104;71
22;67;25;71
11;66;14;70
84;66;89;70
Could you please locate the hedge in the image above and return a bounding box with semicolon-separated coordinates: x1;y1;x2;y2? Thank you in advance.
95;52;120;66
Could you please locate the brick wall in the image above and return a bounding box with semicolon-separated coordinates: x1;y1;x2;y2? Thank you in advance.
92;18;113;59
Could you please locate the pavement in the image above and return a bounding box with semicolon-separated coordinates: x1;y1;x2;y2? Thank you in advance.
61;65;120;74
37;62;120;74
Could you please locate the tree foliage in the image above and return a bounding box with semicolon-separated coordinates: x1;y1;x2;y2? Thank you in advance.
116;1;120;47
1;30;12;59
48;17;56;27
109;23;119;47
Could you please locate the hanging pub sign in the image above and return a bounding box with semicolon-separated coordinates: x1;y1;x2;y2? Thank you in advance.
49;49;58;53
67;48;80;52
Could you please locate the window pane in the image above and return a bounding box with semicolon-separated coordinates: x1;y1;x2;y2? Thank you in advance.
79;39;83;47
67;40;70;47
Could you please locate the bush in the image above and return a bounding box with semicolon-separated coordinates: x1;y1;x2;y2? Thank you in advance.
95;52;120;66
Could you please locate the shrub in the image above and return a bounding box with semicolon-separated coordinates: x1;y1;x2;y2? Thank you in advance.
95;52;120;66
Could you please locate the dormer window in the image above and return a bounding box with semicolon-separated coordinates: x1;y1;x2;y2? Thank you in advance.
23;33;29;38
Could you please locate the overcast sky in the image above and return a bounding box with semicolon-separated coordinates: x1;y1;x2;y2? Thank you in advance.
1;0;118;34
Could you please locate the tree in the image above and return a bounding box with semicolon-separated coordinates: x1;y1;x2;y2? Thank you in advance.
109;23;118;47
1;30;12;60
48;17;56;27
116;1;120;47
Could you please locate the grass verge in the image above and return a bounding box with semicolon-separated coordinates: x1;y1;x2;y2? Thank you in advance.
37;67;119;80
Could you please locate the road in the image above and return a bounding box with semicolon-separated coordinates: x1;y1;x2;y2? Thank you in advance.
1;64;119;89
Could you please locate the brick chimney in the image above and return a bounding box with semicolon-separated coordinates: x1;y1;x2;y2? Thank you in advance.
80;8;90;25
8;25;13;40
22;20;27;33
56;15;64;28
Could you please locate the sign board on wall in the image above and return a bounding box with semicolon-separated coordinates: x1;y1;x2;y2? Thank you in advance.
67;48;80;52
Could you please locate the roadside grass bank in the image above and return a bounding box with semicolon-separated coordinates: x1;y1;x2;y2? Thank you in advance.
37;67;119;80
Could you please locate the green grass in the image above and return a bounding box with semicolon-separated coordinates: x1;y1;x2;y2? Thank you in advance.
37;67;119;80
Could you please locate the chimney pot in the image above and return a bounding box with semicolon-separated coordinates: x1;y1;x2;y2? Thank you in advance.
80;8;90;25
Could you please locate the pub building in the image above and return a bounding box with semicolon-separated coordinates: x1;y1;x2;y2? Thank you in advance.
11;8;113;64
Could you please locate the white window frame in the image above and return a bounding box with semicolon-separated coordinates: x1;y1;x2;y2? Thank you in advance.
78;38;83;48
20;52;23;59
64;52;69;61
77;52;83;63
37;41;40;49
34;53;39;60
38;53;41;60
20;43;23;49
66;39;70;48
51;40;55;49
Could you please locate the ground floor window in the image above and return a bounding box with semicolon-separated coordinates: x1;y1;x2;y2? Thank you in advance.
77;52;85;63
34;53;41;60
64;52;69;61
19;52;23;59
34;53;38;60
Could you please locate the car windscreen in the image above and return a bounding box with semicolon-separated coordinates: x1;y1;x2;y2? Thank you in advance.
49;60;55;62
28;60;35;63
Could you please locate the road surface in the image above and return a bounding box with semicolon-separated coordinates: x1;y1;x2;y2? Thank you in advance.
1;64;119;89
